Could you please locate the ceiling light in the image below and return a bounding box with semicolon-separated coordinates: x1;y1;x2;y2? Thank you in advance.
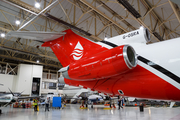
37;60;39;63
1;33;5;38
104;37;108;40
140;26;144;29
35;2;40;8
15;20;20;25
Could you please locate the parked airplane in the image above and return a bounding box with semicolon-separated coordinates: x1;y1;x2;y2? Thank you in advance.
7;27;180;103
0;88;41;114
69;94;117;108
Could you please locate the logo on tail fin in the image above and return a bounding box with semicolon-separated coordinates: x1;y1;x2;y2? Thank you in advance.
71;42;84;60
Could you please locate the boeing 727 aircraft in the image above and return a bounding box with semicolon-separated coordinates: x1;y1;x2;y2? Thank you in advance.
7;27;180;103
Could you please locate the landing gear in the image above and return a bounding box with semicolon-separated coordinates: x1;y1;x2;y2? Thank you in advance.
0;109;2;114
109;104;112;108
91;102;93;108
109;99;112;108
85;100;88;108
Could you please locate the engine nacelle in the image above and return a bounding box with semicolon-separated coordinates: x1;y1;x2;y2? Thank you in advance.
62;45;137;81
103;27;151;47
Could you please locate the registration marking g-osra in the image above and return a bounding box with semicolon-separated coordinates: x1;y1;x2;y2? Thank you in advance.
123;31;139;39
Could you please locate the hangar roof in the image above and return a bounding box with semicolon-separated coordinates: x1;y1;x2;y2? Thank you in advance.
0;0;180;72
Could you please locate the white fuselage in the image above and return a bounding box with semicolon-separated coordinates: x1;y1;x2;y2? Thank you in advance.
97;28;180;91
0;94;12;104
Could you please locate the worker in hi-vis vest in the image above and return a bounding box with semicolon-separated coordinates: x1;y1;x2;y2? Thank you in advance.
33;98;38;112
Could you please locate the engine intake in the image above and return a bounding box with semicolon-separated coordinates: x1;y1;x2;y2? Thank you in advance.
123;45;137;69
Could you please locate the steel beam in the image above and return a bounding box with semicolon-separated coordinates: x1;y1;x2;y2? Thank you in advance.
80;0;128;32
169;0;180;24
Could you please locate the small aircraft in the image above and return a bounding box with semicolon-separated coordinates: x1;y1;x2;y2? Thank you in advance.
69;93;118;108
7;27;180;105
76;94;104;108
0;87;41;114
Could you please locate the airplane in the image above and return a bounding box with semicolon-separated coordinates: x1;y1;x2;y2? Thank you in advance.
67;93;118;108
0;87;42;114
67;94;103;108
6;27;180;106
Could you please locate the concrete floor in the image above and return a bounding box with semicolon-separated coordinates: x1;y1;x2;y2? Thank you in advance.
0;104;180;120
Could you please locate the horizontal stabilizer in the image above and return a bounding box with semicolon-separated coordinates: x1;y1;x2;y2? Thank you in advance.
6;31;66;42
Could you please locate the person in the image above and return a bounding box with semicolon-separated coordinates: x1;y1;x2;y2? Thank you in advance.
45;97;50;112
62;99;66;109
33;98;38;112
118;96;123;109
22;100;25;108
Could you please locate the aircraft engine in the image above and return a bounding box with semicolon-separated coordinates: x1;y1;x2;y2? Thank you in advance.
61;45;137;81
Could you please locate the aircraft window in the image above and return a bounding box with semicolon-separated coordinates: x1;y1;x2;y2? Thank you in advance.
0;97;11;100
6;97;11;99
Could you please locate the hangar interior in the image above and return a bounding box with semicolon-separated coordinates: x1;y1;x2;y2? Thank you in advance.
1;0;180;95
0;0;180;119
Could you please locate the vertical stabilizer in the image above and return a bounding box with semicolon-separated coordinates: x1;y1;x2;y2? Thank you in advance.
42;29;108;67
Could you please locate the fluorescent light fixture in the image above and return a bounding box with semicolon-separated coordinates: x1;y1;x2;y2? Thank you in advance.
37;60;39;63
15;20;20;25
35;2;40;8
1;33;5;38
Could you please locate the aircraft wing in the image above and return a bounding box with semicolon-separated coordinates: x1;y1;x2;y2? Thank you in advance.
17;96;42;100
6;31;66;42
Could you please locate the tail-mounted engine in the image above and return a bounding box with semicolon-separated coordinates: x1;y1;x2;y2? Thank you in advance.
61;45;137;81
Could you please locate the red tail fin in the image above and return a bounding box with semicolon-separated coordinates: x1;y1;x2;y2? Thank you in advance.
42;29;108;67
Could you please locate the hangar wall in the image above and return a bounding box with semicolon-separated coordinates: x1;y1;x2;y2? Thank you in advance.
15;64;43;95
0;74;17;92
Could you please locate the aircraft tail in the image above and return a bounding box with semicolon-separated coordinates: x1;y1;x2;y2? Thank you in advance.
42;29;108;67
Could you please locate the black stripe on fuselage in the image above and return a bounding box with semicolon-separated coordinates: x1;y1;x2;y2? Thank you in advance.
100;40;118;47
138;56;180;84
99;40;180;84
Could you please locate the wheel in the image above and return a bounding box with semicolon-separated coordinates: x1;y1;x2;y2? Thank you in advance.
91;102;93;108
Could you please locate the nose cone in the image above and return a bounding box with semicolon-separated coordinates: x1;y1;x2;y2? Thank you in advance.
58;76;65;84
